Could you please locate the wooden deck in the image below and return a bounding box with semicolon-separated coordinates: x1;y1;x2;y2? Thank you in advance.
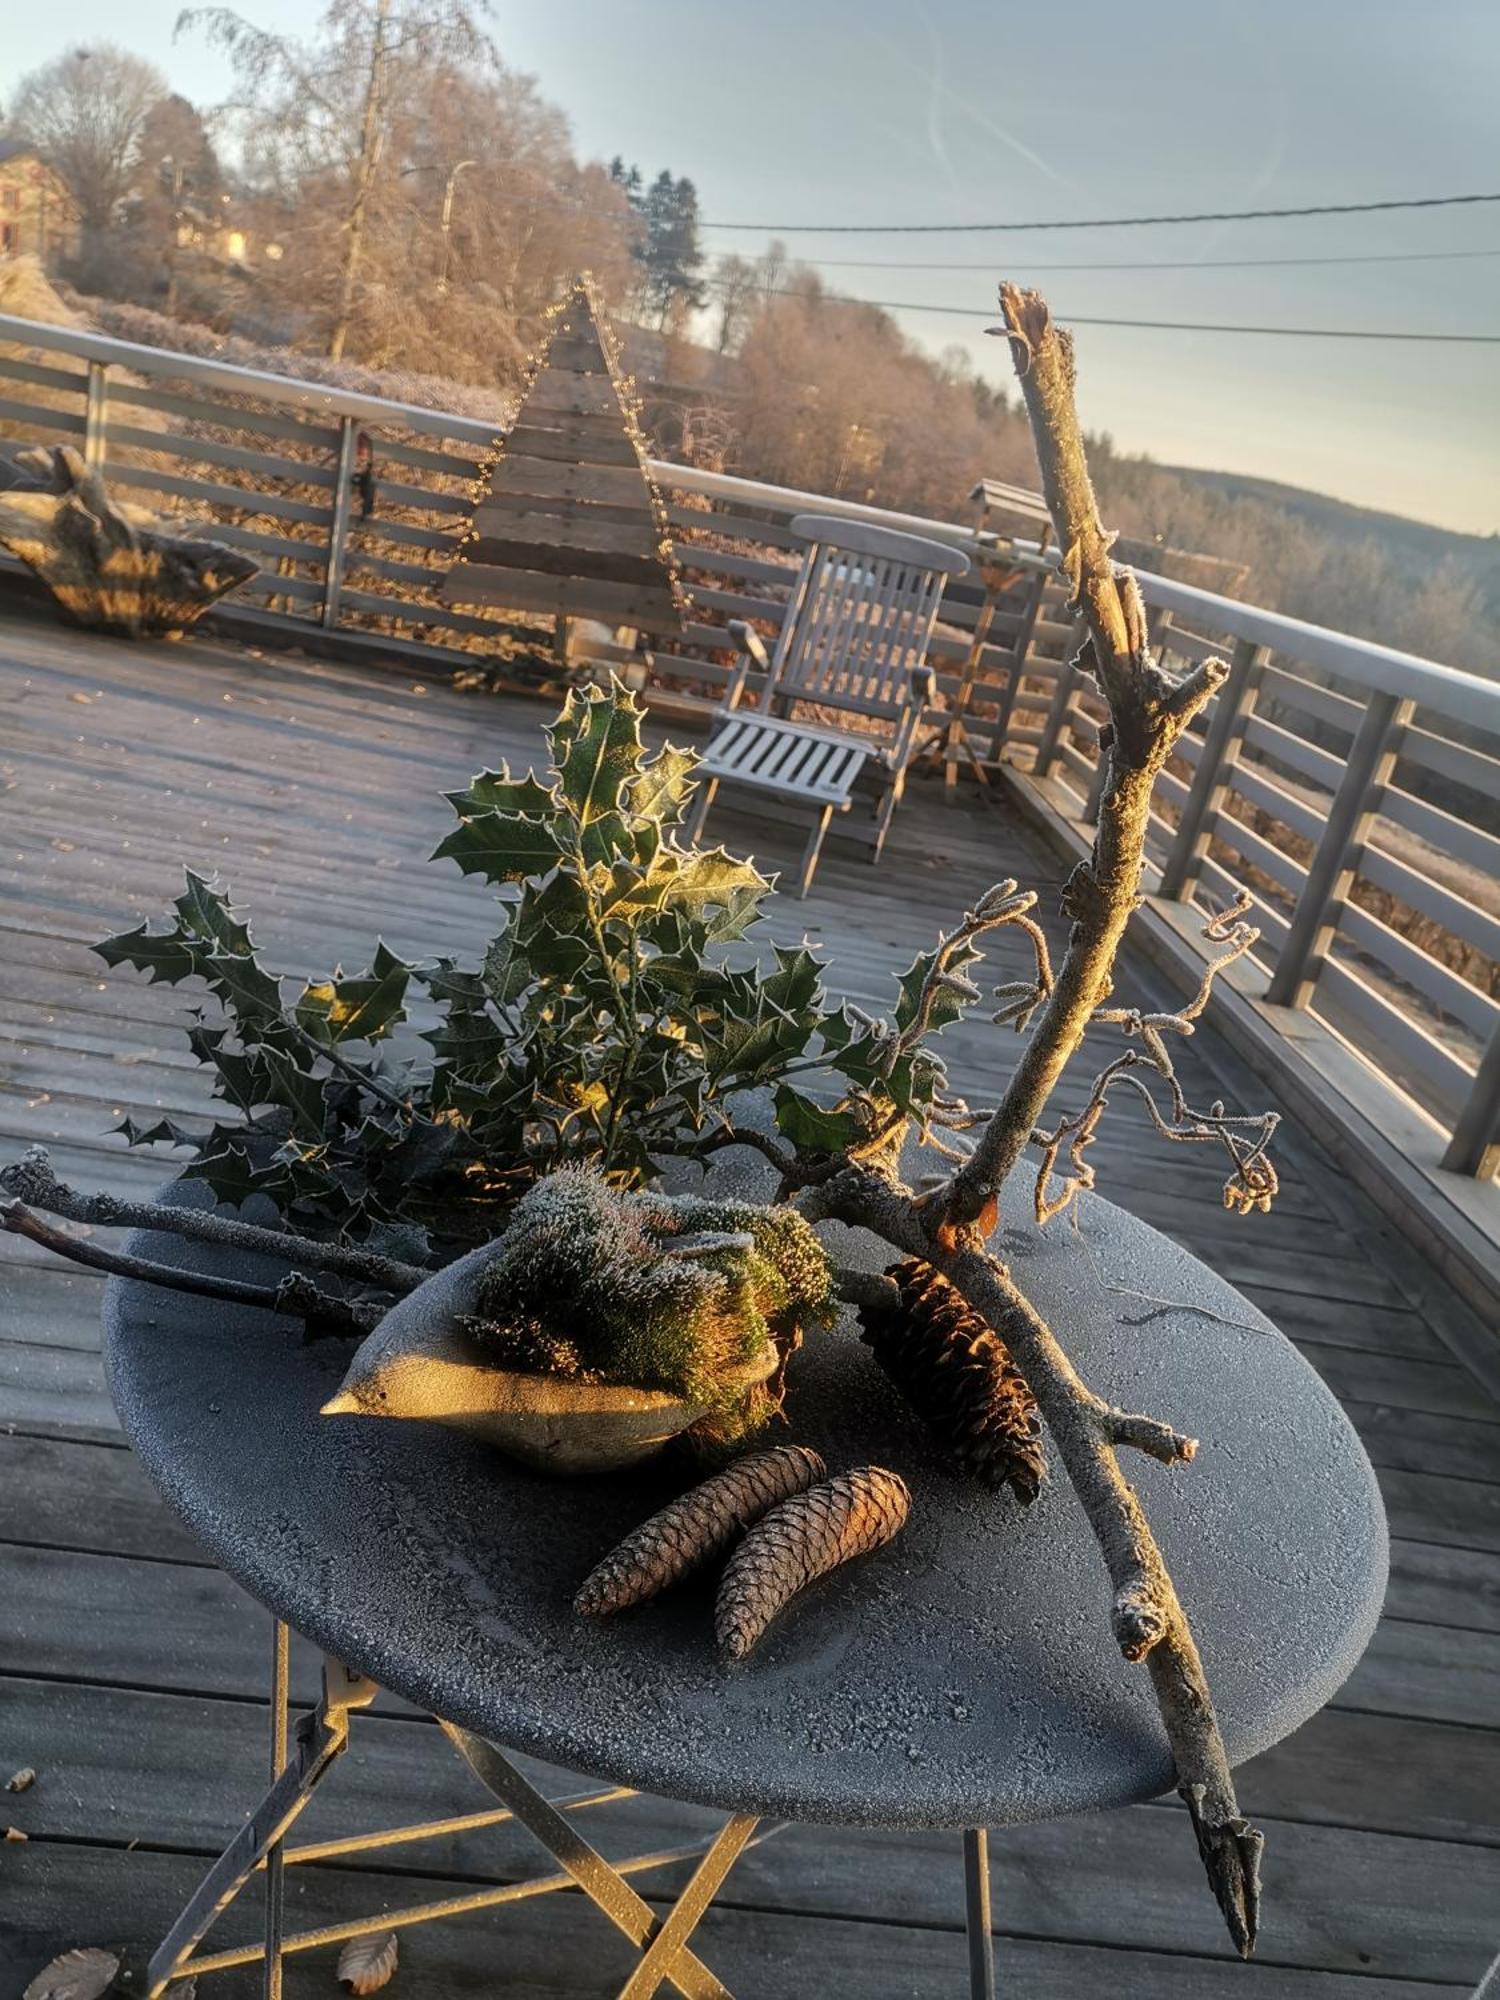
2;607;1498;1997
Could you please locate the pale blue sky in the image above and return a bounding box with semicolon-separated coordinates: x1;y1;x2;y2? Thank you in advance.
6;1;1497;532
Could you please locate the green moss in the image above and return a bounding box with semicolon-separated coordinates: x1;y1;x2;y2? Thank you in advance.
470;1168;835;1444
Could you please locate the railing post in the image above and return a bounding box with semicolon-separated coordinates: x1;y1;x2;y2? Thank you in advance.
1442;1023;1500;1179
83;360;110;470
1158;637;1268;900
322;414;360;630
1033;617;1086;779
1264;689;1415;1009
989;565;1048;761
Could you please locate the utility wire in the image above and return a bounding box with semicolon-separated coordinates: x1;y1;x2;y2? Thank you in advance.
709;281;1500;342
700;190;1500;235
793;247;1500;275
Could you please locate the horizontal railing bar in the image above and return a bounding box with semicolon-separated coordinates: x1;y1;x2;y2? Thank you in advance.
0;394;84;435
0;353;86;394
102;460;333;526
1196;855;1289;947
1241;712;1347;792
1224;759;1327;846
1378;784;1500;881
104;376;343;448
1205;811;1309;898
1259;662;1365;733
1337;900;1497;1042
208;523;329;568
102;421;340;489
1358;841;1500;964
1314;954;1476;1110
1398;721;1500;801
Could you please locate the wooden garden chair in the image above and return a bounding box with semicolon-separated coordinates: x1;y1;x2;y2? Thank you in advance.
685;513;970;894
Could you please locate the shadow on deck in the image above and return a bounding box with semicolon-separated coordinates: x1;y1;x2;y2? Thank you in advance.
2;609;1497;1995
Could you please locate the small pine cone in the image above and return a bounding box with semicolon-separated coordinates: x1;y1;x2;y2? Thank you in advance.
858;1259;1046;1502
575;1444;826;1617
715;1465;910;1660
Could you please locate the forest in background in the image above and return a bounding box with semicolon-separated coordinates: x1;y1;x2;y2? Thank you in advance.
3;3;1496;677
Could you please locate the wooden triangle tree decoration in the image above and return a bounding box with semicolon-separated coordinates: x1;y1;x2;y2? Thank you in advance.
443;275;688;634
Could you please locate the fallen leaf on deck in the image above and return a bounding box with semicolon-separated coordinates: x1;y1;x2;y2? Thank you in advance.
6;1824;28;1841
6;1767;36;1792
22;1948;120;2000
337;1930;399;1993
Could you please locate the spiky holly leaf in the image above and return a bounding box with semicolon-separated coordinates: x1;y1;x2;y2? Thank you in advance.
295;944;411;1045
627;742;698;827
445;769;555;820
201;949;284;1026
259;1046;328;1135
94;921;198;984
113;1115;203;1150
655;848;772;928
174;870;253;955
547;683;644;827
893;937;985;1038
774;1085;863;1155
433;810;562;885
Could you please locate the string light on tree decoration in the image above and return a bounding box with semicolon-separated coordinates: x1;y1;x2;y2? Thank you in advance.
443;273;690;638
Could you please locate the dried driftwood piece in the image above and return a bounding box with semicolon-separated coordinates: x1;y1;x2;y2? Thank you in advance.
715;1465;911;1659
858;1258;1045;1500
0;443;256;638
576;1443;826;1616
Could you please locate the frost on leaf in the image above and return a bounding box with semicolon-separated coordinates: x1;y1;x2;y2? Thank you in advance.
22;1949;120;2000
337;1929;399;1994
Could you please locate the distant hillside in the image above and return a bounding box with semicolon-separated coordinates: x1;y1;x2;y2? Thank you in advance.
1160;466;1497;569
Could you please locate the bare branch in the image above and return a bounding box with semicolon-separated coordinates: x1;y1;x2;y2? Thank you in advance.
0;1146;430;1294
1;1195;381;1336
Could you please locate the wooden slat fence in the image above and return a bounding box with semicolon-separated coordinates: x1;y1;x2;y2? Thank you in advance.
1;309;1498;1182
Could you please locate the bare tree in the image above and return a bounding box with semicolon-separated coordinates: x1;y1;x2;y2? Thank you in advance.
179;0;493;359
9;45;167;236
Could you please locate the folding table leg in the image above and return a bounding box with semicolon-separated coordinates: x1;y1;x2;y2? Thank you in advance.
144;1652;377;1998
796;805;834;896
440;1722;738;2000
963;1827;997;1999
616;1814;759;2000
263;1620;290;2000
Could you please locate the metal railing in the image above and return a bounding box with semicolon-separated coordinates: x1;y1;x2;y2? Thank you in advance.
2;309;1498;1187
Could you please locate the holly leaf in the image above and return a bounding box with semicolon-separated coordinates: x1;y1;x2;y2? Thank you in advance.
627;742;698;827
201;949;284;1026
656;848;771;928
174;870;252;955
774;1085;862;1155
547;683;644;828
93;922;199;984
259;1046;328;1135
481;926;532;1005
893;938;984;1038
113;1115;203;1150
433;811;561;885
445;768;554;820
296;943;411;1045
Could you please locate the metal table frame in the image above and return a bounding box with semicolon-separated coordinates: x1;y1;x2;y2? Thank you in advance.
145;1616;999;1999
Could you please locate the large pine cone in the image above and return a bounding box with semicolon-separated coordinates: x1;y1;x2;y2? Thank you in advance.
715;1466;910;1659
857;1258;1046;1501
575;1445;825;1617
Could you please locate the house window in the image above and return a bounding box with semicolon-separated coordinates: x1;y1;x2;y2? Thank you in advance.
0;223;16;253
0;189;19;213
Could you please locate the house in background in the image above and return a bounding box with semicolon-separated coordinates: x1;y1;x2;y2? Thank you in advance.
0;140;79;266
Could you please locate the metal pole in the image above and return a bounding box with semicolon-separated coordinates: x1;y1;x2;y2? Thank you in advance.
83;361;110;471
1442;1017;1500;1179
1265;690;1413;1009
963;1828;997;1999
1157;636;1268;901
263;1620;290;2000
322;414;360;630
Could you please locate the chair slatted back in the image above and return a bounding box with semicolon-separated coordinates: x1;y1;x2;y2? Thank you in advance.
769;514;970;726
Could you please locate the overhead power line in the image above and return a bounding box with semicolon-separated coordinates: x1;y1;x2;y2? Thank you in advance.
798;247;1500;275
700;190;1500;236
712;281;1500;342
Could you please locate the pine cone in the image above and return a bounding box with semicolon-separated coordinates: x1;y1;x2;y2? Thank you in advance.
715;1465;910;1659
575;1444;826;1617
857;1259;1046;1502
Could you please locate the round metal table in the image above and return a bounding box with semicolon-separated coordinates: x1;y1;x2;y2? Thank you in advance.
104;1177;1387;1996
